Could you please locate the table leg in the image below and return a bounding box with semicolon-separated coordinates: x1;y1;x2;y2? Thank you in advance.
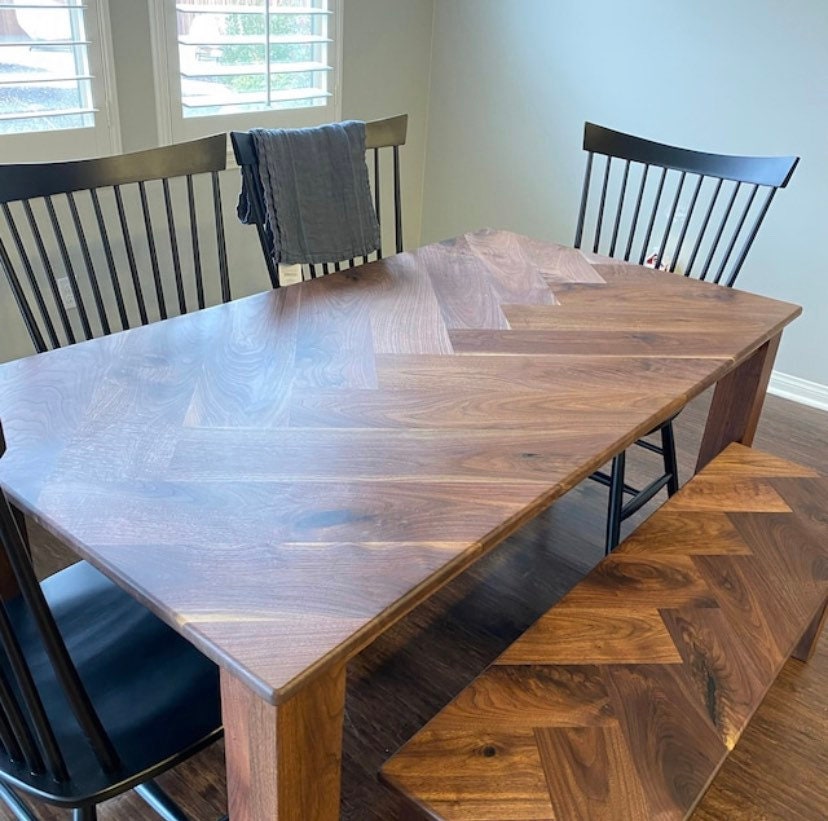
220;663;346;821
696;332;781;473
792;598;828;664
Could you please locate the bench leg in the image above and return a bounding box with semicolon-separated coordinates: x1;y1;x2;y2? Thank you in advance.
791;598;828;663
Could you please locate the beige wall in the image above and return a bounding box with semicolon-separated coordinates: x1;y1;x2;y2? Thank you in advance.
0;0;435;362
420;0;828;390
342;0;434;249
108;1;159;153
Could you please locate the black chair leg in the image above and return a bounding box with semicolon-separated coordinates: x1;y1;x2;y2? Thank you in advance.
605;451;626;555
73;806;97;821
661;420;680;496
135;781;190;821
0;782;38;821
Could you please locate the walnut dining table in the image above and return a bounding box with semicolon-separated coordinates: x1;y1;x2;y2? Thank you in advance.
0;229;800;819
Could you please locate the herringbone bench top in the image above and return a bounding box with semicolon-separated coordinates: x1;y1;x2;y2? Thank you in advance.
381;444;828;821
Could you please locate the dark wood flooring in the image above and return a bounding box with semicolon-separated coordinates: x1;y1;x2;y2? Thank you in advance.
9;389;828;820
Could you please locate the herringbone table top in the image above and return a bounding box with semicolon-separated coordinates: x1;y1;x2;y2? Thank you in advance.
0;230;800;704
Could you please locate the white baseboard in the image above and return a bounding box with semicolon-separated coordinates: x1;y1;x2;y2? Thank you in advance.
768;371;828;412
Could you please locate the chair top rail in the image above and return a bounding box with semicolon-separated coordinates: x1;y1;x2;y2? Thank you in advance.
584;122;799;188
231;114;408;166
365;114;408;149
0;134;228;205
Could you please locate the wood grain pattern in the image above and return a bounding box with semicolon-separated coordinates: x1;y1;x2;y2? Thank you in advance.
497;607;683;666
792;598;828;663
382;444;828;820
0;230;801;819
660;606;765;749
667;477;792;512
619;510;752;556
603;663;728;817
16;391;828;821
0;230;798;707
697;333;781;471
534;723;650;821
221;663;346;821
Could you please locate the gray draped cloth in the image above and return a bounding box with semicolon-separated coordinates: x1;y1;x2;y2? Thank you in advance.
237;120;381;266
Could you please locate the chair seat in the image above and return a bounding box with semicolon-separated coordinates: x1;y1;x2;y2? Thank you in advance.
1;560;221;807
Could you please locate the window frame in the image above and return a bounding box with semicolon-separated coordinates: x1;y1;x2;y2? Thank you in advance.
148;0;342;150
0;0;121;162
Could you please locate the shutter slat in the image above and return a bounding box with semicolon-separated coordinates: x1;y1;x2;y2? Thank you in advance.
178;34;331;46
1;74;93;86
180;61;331;79
0;107;97;123
174;1;334;116
182;88;330;109
0;40;91;47
176;4;331;14
0;3;99;137
0;3;85;9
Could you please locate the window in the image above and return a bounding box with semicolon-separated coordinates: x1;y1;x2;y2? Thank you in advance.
151;0;340;145
0;0;118;161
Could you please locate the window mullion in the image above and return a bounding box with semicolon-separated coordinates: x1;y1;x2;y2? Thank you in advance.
68;4;89;115
265;0;272;109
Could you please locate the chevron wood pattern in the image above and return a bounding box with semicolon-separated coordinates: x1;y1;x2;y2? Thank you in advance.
0;230;801;819
381;444;828;821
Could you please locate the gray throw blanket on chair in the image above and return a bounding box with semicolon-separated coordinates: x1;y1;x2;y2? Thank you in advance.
237;120;381;266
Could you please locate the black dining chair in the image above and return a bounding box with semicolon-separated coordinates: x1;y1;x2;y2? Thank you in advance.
574;122;799;553
0;135;232;354
231;114;407;287
0;421;223;820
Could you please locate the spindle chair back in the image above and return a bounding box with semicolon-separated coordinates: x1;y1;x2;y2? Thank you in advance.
574;122;799;553
0;134;231;353
575;122;798;285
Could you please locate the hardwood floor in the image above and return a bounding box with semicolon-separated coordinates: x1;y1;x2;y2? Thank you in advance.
10;390;828;820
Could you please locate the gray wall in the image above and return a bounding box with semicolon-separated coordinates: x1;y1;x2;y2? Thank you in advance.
0;0;435;362
342;0;434;248
420;0;828;387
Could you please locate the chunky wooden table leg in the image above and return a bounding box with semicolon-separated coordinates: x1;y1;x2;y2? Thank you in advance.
696;332;781;472
220;663;347;821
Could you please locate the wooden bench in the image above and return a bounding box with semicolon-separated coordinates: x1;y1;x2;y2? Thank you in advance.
381;444;828;820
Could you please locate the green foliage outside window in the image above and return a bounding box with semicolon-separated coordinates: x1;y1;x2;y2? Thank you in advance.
219;11;317;96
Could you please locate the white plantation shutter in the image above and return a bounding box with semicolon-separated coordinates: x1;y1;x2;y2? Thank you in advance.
152;0;340;144
0;0;117;160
